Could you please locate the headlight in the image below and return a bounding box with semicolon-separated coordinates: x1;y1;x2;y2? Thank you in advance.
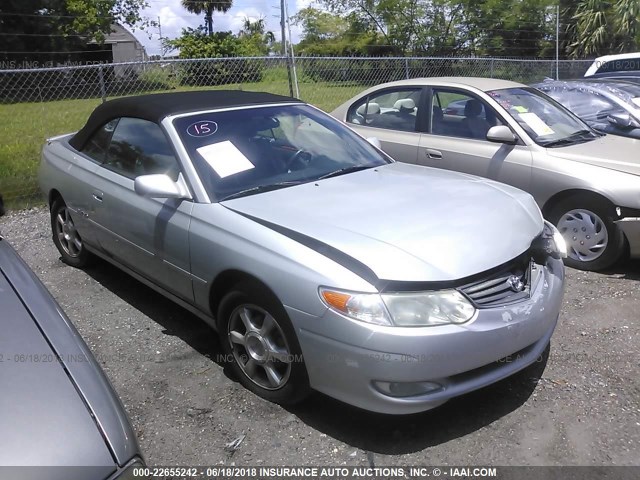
319;288;476;327
382;290;476;326
319;288;392;326
533;220;567;260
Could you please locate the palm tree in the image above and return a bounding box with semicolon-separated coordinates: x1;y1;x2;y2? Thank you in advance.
181;0;233;36
614;0;640;52
239;17;276;49
567;0;640;57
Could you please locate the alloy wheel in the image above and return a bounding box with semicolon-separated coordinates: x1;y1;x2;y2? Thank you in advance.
54;206;83;258
227;303;292;390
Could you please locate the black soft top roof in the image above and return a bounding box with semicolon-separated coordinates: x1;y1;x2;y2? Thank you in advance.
69;90;300;150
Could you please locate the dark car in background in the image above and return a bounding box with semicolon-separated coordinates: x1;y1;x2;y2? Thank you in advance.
0;197;144;480
533;79;640;139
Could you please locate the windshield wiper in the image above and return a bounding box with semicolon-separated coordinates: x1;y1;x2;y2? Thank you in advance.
220;181;303;201
317;165;374;180
542;129;597;147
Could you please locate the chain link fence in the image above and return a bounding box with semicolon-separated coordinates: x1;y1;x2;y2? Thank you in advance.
0;56;591;207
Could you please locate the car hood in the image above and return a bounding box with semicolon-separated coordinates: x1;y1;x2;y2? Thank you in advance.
0;266;115;475
223;163;543;283
545;134;640;176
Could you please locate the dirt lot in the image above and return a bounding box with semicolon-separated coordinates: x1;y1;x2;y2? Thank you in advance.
1;206;639;467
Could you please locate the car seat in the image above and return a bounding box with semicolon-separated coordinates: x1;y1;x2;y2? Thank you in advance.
354;102;381;125
462;99;490;139
432;105;445;134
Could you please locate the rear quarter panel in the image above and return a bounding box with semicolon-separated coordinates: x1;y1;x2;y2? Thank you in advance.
39;137;101;246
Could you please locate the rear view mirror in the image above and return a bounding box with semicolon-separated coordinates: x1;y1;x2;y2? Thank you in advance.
486;125;518;144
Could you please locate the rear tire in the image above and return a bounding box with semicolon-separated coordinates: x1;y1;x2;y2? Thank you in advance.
548;195;624;271
50;198;92;268
217;280;311;405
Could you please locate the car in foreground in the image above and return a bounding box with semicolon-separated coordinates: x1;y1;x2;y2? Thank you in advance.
331;77;640;272
532;79;640;139
39;90;565;415
0;197;143;479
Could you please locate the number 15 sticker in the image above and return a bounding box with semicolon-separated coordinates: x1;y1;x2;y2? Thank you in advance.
187;120;218;137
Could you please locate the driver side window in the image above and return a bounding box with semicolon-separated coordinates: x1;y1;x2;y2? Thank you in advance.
347;88;421;132
431;89;503;140
88;117;180;181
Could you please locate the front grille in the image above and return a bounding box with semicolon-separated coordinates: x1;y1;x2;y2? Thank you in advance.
458;256;534;308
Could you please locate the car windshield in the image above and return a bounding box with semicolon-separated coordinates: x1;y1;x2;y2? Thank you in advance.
487;87;600;147
174;104;390;201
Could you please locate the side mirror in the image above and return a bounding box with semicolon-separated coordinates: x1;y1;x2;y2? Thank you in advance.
486;125;518;144
607;111;634;128
366;137;382;149
134;173;191;199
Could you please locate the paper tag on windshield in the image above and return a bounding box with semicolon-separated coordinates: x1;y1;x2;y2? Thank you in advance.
196;141;255;178
519;112;555;136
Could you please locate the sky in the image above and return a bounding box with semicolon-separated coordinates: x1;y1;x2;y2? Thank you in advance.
130;0;314;56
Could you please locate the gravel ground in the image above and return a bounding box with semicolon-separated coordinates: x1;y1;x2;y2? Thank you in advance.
1;206;639;467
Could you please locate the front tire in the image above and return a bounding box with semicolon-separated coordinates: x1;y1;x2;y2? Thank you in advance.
51;198;92;268
217;281;311;405
548;195;624;271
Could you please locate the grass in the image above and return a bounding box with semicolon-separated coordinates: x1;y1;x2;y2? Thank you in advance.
0;78;362;206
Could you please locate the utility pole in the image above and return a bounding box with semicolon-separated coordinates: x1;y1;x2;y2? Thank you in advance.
284;0;300;98
158;16;164;59
280;0;287;56
556;3;560;80
281;0;294;97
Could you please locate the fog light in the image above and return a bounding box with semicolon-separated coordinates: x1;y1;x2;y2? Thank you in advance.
374;381;442;398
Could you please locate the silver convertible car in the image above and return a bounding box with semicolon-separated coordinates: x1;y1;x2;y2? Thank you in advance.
332;77;640;271
40;91;565;414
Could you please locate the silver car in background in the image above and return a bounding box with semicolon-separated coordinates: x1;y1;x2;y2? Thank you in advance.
39;91;565;414
332;77;640;271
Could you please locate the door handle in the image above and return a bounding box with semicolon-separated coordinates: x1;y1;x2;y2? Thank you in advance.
92;192;103;202
425;149;442;159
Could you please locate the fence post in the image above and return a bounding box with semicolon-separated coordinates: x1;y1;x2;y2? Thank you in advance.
405;58;410;79
490;58;495;78
98;65;107;103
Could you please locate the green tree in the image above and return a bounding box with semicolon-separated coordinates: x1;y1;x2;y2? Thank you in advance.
614;0;640;51
65;0;151;43
165;22;274;58
163;26;266;86
464;0;556;57
180;0;233;37
0;0;150;63
238;17;276;54
565;0;640;57
318;0;560;57
293;7;390;56
164;28;240;58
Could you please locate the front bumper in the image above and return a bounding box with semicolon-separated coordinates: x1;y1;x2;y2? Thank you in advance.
616;217;640;258
287;257;564;414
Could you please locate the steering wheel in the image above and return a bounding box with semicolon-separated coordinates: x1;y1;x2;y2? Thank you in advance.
285;149;313;171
